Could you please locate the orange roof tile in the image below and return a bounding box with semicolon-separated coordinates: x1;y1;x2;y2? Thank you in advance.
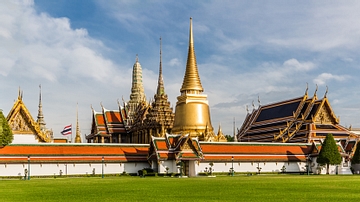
200;143;312;155
96;114;105;125
105;111;122;123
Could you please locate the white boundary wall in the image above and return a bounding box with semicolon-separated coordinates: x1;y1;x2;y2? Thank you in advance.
0;162;150;177
0;159;352;177
196;161;307;175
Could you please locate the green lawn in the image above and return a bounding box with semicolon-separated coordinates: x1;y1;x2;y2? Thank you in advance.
1;175;359;201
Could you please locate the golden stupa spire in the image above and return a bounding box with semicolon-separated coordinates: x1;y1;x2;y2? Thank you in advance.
74;103;82;143
180;17;204;93
172;18;213;140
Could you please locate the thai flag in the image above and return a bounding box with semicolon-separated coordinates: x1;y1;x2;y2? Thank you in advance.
61;124;72;136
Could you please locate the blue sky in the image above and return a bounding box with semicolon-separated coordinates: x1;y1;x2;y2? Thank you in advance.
1;0;360;140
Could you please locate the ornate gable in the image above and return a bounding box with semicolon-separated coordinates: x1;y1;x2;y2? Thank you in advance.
6;95;51;143
313;98;339;124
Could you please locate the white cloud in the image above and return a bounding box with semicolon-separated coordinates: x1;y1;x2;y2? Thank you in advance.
283;58;315;71
313;73;349;85
0;0;121;83
168;58;181;67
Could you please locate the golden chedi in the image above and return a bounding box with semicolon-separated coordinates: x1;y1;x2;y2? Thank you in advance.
172;18;214;141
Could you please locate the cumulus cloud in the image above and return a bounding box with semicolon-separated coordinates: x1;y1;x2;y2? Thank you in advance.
313;73;349;85
283;58;316;71
0;0;120;83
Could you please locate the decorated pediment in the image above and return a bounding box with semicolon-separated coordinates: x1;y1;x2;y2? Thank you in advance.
10;112;35;134
313;99;339;124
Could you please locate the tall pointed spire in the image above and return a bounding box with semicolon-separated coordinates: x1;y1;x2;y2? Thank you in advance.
156;37;165;96
172;18;213;140
74;103;82;143
180;17;204;93
37;84;46;131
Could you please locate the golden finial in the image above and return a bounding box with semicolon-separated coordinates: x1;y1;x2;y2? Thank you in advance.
305;82;308;96
246;105;249;114
258;95;261;106
252;100;255;109
314;84;318;97
136;54;139;62
18;86;23;100
324;85;328;98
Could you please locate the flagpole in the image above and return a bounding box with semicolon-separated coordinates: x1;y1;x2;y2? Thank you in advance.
71;125;73;143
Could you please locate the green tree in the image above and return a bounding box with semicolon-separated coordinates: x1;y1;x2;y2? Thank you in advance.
316;134;342;174
351;141;360;164
0;110;13;146
225;135;234;142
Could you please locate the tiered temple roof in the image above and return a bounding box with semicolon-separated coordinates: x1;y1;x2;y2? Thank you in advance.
148;134;203;161
0;144;149;163
148;134;320;163
237;88;358;145
87;104;128;143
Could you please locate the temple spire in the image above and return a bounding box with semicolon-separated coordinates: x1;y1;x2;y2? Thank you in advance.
128;55;146;125
74;103;82;143
180;17;204;93
156;37;165;96
233;117;238;142
172;18;213;140
37;84;46;131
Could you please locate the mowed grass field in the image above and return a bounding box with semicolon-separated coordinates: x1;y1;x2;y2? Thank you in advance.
1;175;360;201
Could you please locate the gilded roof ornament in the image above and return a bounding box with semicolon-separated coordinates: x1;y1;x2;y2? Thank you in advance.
324;86;328;98
180;17;204;93
305;82;309;96
314;84;318;97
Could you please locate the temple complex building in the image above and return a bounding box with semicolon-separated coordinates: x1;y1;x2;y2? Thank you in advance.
130;38;175;144
86;103;129;143
1;18;359;177
6;87;53;143
172;18;214;141
237;87;358;155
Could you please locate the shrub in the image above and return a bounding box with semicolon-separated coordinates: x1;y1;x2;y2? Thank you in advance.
351;141;360;164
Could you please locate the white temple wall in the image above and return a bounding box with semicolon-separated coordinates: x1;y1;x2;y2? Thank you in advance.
196;161;310;174
158;160;177;173
0;162;150;177
310;157;352;175
12;135;39;144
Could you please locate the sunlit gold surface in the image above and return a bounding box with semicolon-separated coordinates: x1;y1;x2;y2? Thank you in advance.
180;18;203;93
172;18;213;140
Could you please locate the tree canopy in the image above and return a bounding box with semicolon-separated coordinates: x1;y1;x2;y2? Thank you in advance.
351;141;360;164
0;110;13;146
316;133;342;174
